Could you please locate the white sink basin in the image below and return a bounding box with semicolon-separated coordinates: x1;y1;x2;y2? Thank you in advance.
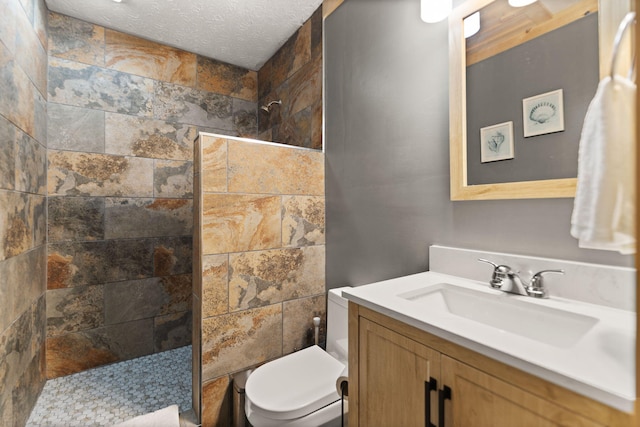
342;271;636;413
398;283;599;348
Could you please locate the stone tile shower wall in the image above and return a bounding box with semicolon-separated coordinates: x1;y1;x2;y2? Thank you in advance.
193;134;326;425
258;6;323;150
45;12;259;378
0;0;48;423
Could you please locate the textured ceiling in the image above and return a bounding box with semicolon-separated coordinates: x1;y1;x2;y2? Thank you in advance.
45;0;323;71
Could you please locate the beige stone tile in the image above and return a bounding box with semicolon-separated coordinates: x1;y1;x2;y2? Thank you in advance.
283;294;326;354
45;319;154;379
202;194;280;255
311;100;322;150
202;304;282;381
105;113;196;161
228;246;325;311
197;57;257;102
105;30;197;87
0;191;45;261
201;136;227;192
228;140;324;195
202;254;228;318
282;195;325;247
202;375;231;427
48;150;154;197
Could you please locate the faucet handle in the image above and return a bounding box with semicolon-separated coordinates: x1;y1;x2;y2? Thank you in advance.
527;269;564;298
477;258;498;268
478;258;512;289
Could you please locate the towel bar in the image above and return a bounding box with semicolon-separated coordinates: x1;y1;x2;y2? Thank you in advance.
610;11;636;81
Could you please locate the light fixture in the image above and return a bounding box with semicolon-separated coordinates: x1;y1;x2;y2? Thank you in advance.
464;12;480;38
420;0;452;23
508;0;537;7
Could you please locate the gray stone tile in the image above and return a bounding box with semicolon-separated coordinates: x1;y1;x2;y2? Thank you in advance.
153;160;193;198
33;91;46;146
1;298;42;397
232;98;257;139
48;57;154;117
11;348;45;427
0;246;46;334
48;12;105;66
0;40;36;140
0;115;17;191
47;240;153;288
32;194;45;248
46;284;104;336
47;236;192;289
48;103;105;152
152;236;192;277
154;311;192;352
153;81;233;129
14;2;47;96
15;129;46;195
104;197;192;239
47;196;105;242
103;274;191;325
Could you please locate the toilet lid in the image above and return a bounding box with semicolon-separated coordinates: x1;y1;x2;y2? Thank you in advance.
246;345;345;420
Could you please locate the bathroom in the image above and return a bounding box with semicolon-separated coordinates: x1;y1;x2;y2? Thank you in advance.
1;0;637;426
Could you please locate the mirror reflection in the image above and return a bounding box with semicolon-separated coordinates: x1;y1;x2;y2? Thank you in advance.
465;0;599;186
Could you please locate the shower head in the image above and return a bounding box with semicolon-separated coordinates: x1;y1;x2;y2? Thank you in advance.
260;100;282;113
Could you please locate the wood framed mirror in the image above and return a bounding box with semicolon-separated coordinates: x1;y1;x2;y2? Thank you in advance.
449;0;633;200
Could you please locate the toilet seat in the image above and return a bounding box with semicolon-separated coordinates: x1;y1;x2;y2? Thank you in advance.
245;345;345;421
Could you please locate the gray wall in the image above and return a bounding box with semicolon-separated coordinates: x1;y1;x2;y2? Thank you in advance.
324;0;633;289
467;13;599;185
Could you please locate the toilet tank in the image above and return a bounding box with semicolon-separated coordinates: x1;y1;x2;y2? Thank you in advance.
326;286;351;364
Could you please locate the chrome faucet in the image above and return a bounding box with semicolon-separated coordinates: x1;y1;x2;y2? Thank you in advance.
478;258;564;298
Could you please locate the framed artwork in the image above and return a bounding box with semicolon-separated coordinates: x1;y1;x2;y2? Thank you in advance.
522;89;565;137
480;121;514;163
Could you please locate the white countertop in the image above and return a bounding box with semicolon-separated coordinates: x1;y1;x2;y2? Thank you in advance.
342;271;636;413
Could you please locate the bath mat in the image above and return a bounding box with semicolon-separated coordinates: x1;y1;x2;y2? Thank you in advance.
111;405;180;427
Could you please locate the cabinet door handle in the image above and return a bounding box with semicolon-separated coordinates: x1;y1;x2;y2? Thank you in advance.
438;385;452;427
425;377;437;427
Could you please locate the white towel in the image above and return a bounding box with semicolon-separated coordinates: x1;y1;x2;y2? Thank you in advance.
570;75;636;254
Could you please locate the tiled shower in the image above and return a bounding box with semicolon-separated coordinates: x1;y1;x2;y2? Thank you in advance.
1;0;323;423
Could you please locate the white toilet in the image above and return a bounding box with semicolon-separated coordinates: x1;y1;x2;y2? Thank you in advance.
244;287;351;427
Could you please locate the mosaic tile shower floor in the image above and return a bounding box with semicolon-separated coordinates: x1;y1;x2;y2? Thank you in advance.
27;346;192;427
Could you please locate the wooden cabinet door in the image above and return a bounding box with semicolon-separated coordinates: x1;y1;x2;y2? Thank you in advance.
440;356;605;427
359;318;441;427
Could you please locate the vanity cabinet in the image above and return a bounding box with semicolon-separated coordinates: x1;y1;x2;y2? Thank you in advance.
349;302;632;427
